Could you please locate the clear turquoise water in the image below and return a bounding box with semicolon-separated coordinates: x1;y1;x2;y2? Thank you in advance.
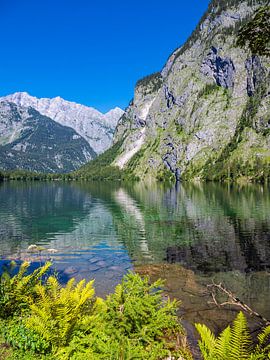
0;181;270;304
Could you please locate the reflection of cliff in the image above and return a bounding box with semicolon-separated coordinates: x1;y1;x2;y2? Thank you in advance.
163;183;270;273
74;182;270;272
1;181;270;275
115;182;270;272
113;188;151;258
46;203;118;254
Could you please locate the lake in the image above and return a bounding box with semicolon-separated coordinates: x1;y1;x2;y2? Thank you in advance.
0;181;270;322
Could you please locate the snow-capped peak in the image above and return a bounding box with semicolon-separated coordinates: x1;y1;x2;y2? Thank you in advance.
1;92;124;154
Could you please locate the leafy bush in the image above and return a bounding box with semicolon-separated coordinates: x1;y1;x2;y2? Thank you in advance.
0;262;51;319
26;277;97;350
1;264;269;359
0;266;191;359
58;273;191;359
3;319;51;354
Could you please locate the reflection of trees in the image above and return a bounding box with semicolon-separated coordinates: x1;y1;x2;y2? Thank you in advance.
1;180;270;274
0;182;94;254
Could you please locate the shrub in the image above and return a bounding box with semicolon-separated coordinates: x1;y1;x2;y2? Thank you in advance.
0;262;51;319
25;277;98;350
53;273;192;359
2;263;269;359
3;319;51;354
0;266;191;359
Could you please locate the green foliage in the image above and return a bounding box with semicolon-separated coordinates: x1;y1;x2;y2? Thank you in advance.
125;146;146;178
3;319;51;354
0;333;13;359
103;273;181;340
237;6;270;56
2;170;50;181
197;83;221;99
0;266;191;359
26;276;97;349
156;167;175;183
0;261;51;319
196;311;270;360
59;273;191;360
72;140;126;181
136;72;163;95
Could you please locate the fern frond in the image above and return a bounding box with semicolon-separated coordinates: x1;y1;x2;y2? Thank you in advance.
47;276;60;299
214;325;231;359
16;261;30;279
258;325;270;348
195;323;216;359
230;311;252;360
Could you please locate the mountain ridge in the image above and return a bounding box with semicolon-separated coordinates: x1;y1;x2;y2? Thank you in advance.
1;92;124;155
0;101;96;173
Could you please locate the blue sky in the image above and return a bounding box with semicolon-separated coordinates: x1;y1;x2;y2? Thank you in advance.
0;0;209;112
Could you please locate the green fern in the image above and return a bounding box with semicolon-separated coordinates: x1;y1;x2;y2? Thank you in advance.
0;262;51;318
196;312;270;360
195;323;217;359
256;325;270;357
215;326;231;360
230;312;252;359
57;272;193;360
26;276;97;350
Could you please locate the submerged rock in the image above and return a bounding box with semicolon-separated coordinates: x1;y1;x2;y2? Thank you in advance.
135;263;269;358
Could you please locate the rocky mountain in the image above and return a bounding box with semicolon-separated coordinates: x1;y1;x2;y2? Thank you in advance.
1;92;124;155
101;0;270;182
0;101;96;173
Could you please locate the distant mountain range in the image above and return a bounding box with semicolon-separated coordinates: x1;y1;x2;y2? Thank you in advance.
0;93;124;173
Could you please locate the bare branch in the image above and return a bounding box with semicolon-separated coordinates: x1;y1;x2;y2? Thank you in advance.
207;282;270;326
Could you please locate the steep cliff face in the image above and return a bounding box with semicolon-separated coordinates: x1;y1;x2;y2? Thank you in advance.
113;0;270;182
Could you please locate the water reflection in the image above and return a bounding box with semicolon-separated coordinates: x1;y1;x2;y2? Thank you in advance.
0;181;269;300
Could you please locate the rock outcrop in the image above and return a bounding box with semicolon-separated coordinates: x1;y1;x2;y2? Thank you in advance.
110;0;270;182
201;46;236;89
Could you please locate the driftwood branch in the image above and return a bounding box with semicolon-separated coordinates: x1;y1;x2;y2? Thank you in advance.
207;281;270;326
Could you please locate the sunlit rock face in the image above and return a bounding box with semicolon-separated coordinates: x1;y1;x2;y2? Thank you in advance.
0;101;96;173
1;92;124;155
111;0;270;182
